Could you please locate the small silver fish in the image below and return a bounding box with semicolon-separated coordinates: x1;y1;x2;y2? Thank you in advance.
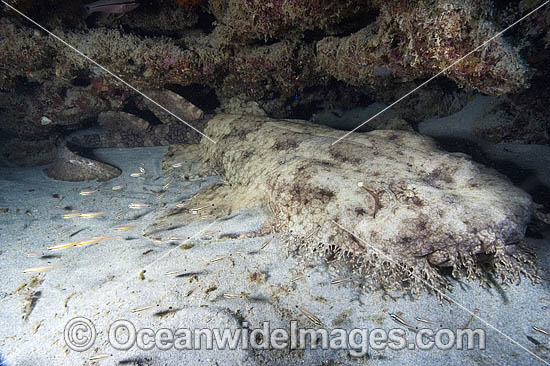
290;274;305;282
297;306;322;326
26;252;46;258
23;265;55;273
165;270;186;276
82;0;139;18
415;317;436;325
79;211;106;218
533;326;550;336
389;313;417;329
128;203;150;210
260;237;272;250
89;354;111;361
330;278;351;285
115;225;137;231
210;256;228;263
131;304;155;313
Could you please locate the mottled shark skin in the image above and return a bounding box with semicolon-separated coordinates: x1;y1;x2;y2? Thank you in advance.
44;143;120;182
200;114;536;294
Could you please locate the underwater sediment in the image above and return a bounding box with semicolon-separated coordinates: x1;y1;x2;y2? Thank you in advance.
199;114;537;294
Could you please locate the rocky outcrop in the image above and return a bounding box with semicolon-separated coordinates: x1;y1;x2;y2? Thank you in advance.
0;0;547;153
143;89;205;123
44;143;121;181
317;0;530;95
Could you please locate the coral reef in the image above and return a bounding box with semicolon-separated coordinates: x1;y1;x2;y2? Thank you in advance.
0;0;540;152
69;120;206;148
97;111;150;133
197;114;536;293
476;1;550;145
68;91;207;148
0;137;58;167
0;78;109;140
208;0;370;44
317;0;530;95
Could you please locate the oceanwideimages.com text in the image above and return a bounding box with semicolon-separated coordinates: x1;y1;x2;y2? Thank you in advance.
64;317;486;356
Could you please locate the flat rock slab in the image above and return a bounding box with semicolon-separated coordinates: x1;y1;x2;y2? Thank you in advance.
199;114;535;293
44;144;121;182
98;111;150;132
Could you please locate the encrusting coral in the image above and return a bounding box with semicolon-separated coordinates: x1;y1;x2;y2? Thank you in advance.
197;114;537;295
0;0;536;146
317;0;530;95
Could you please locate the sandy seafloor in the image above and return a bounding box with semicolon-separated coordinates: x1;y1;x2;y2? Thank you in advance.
0;96;549;366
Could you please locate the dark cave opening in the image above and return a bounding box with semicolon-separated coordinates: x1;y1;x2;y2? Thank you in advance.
195;8;217;34
122;100;164;126
13;76;41;95
71;72;92;87
331;7;380;39
289;82;373;123
115;22;183;41
165;83;220;113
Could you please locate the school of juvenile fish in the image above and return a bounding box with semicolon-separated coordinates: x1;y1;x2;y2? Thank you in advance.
25;165;157;279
